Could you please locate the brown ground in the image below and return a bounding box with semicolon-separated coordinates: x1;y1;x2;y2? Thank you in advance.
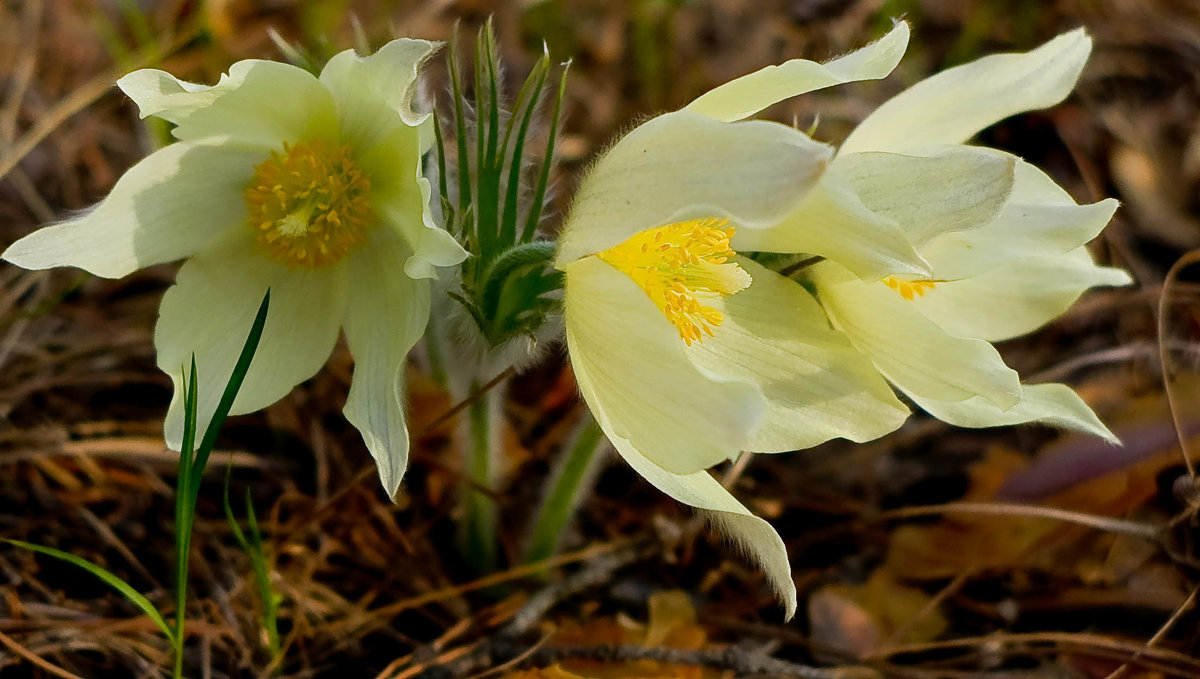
1;0;1199;677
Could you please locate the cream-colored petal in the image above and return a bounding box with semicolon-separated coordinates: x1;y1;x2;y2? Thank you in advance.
813;262;1021;408
834;147;1014;246
733;168;928;281
912;248;1132;342
119;61;339;148
2;142;261;278
341;233;430;497
684;22;909;122
610;434;797;618
687;259;908;451
908;382;1117;443
157;233;347;448
319;38;438;150
564;255;764;474
922;155;1119;279
841;29;1092;154
370;121;468;280
555;111;831;266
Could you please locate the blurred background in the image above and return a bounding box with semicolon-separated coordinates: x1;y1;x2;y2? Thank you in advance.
1;0;1199;677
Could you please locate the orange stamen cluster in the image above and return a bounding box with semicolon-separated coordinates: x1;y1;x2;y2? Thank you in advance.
598;217;751;345
882;276;938;300
244;140;374;268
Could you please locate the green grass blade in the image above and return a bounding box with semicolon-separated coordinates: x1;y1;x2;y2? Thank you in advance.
188;290;271;505
223;470;282;661
501;53;550;247
521;60;570;243
432;107;454;231
473;26;499;267
449;25;472;218
243;489;281;658
174;358;199;643
8;540;173;641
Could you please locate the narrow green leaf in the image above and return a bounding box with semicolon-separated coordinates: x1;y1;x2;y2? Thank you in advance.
188;290;271;506
521;60;570;243
244;489;281;657
473;23;501;269
174;358;199;641
500;53;551;247
223;469;281;660
8;540;174;641
432;107;453;230
448;24;472;218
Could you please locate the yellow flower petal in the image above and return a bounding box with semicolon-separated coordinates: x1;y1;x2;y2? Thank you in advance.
685;22;909;123
910;248;1132;342
119;60;339;148
733;168;928;280
319;38;439;149
342;232;430;497
2;142;261;277
922;155;1120;280
813;262;1021;408
687;259;909;451
555;111;831;266
834;146;1015;246
157;233;348;448
564;255;764;475
907;382;1118;443
606;430;797;619
842;29;1092;154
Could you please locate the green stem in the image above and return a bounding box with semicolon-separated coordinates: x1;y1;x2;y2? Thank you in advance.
459;382;501;571
522;415;604;564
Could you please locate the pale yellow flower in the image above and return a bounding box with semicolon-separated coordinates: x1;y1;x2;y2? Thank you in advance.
690;27;1130;438
556;24;917;616
3;41;467;495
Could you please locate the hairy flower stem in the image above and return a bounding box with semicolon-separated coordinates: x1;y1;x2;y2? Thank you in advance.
459;382;502;571
523;415;605;565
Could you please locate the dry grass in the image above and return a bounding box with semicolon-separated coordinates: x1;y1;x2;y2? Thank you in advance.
0;0;1198;676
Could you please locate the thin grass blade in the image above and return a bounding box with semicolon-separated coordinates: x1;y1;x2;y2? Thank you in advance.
188;290;271;505
521;60;570;243
8;540;173;641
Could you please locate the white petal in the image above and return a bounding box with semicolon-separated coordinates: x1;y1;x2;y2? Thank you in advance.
157;234;347;448
687;259;908;451
611;434;797;618
834;147;1014;246
119;61;339;148
841;29;1092;154
684;22;909;122
911;248;1133;342
319;38;438;150
555;111;832;265
367;122;467;280
564;255;764;474
2;142;261;278
342;234;430;497
813;262;1021;408
733;168;928;281
922;155;1119;279
908;382;1118;443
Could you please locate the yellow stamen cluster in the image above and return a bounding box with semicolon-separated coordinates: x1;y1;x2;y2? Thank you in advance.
598;218;751;345
244;140;374;268
883;276;938;300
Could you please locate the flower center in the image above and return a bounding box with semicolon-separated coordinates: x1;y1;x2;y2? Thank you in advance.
883;276;938;300
244;140;374;268
598;217;750;345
